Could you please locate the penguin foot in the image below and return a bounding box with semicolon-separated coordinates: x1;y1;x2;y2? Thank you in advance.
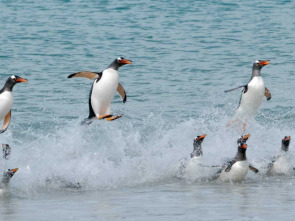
98;115;112;120
106;114;122;121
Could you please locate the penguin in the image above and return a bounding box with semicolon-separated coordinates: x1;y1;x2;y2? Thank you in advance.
0;75;28;133
68;57;132;122
2;144;11;160
0;168;18;190
215;134;259;182
225;60;271;132
267;136;293;176
190;134;207;158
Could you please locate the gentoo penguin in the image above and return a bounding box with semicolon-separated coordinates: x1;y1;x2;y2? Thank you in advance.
2;144;11;160
0;168;18;189
68;57;132;122
215;134;259;182
190;134;207;158
226;60;271;132
267;136;293;176
0;75;28;133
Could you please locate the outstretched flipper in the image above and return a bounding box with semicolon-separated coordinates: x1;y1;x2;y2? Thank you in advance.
249;165;259;173
264;87;271;100
68;71;102;80
0;110;11;134
117;83;127;103
224;85;247;93
224;160;235;172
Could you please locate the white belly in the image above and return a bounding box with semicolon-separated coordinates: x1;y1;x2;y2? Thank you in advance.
268;155;293;176
91;69;119;117
218;161;249;182
0;91;13;121
233;76;265;122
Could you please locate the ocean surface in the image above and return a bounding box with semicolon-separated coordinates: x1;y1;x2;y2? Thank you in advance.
1;0;295;220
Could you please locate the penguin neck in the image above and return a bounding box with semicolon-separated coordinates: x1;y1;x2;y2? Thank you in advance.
191;143;203;157
251;66;262;79
235;148;247;161
281;144;289;152
107;60;121;71
0;81;15;93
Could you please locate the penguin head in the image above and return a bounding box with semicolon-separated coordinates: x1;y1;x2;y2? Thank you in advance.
6;75;28;85
237;134;251;145
193;134;207;146
108;57;132;70
238;142;248;153
3;168;18;179
253;60;270;69
281;136;291;152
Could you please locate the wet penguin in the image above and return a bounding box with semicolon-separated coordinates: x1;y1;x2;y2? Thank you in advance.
68;57;132;122
215;134;259;182
0;168;18;194
267;136;293;176
2;144;11;160
0;75;28;133
226;60;271;132
190;134;207;158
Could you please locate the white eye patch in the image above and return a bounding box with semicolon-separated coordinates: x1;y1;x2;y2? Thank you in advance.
255;60;259;64
11;75;16;79
117;57;122;61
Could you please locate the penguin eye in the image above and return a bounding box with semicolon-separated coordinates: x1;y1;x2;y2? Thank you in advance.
11;75;16;80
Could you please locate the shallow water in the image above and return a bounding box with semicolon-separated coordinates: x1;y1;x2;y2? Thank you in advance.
0;0;295;220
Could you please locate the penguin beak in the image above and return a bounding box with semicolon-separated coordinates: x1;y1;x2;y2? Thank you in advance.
120;59;132;65
16;78;28;83
241;144;247;149
11;168;18;173
284;136;291;141
242;134;251;141
259;60;270;66
197;134;207;140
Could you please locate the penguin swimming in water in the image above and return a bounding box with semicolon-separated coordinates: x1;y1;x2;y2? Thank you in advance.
215;134;259;182
0;75;28;133
267;136;293;176
68;57;132;122
0;168;18;194
225;60;271;132
190;134;207;158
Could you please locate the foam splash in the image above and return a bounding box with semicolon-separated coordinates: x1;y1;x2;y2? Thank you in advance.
1;106;294;194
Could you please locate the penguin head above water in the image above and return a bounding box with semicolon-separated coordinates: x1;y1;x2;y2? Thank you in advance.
191;134;206;158
1;168;18;186
252;60;270;77
281;136;291;152
235;142;248;161
1;75;28;92
108;57;132;70
237;134;251;145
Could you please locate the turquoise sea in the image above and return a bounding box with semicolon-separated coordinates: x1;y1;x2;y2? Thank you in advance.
1;0;295;220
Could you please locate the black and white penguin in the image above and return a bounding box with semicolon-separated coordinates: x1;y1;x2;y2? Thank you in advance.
68;57;132;121
216;134;259;182
267;136;293;176
0;168;18;192
0;75;28;133
190;134;207;158
226;60;271;132
2;144;11;160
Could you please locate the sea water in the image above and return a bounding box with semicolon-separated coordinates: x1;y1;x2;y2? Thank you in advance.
0;0;295;220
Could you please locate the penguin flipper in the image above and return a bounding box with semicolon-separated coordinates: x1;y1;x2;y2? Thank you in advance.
0;110;11;134
117;83;127;103
264;87;271;100
224;85;247;93
224;160;235;172
68;71;101;80
249;165;259;173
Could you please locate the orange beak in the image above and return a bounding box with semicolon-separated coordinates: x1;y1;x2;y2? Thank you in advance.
242;134;251;140
121;59;132;64
12;168;18;173
198;134;207;140
284;136;291;141
259;60;270;66
16;77;28;83
241;144;248;149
